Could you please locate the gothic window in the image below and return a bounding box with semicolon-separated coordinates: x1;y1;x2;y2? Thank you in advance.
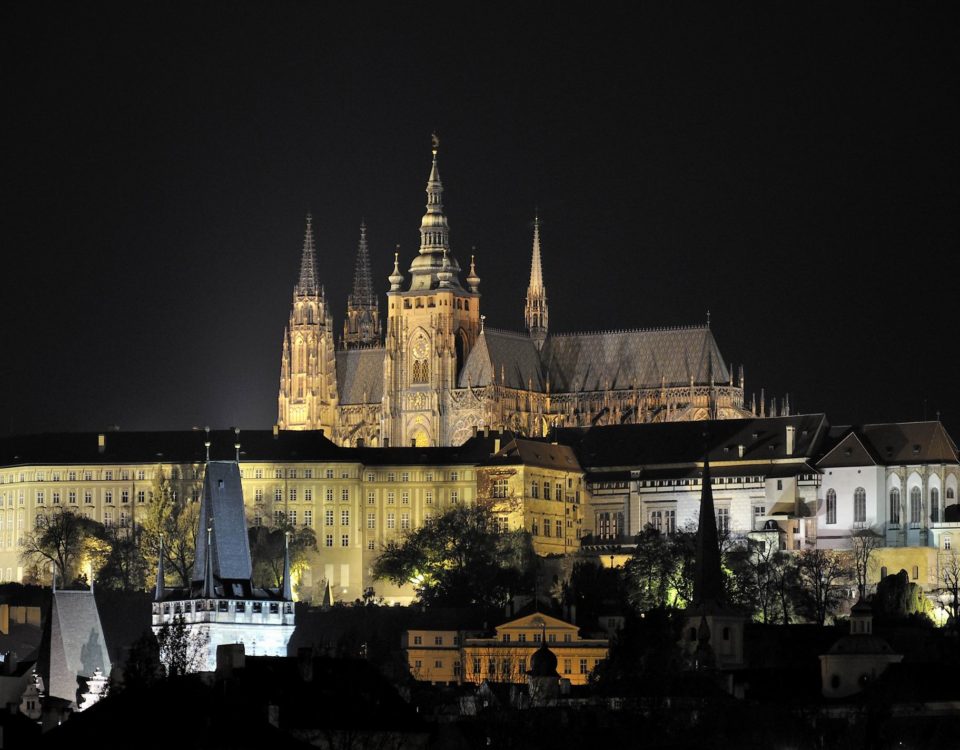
889;488;900;524
931;488;940;523
412;359;428;383
826;489;836;525
853;487;866;523
910;487;922;527
948;488;956;501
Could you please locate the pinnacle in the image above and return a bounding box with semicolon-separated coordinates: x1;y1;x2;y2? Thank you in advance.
295;213;320;296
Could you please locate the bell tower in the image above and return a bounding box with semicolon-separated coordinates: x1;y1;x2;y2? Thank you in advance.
277;214;338;434
382;137;481;447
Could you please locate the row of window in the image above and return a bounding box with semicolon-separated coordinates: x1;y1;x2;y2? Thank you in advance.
824;486;957;525
470;657;595;676
2;467;467;485
529;480;576;500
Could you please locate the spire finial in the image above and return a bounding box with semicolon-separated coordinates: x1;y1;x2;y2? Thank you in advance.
525;215;548;349
295;213;320;296
706;309;711;328
388;246;404;291
431;132;439;156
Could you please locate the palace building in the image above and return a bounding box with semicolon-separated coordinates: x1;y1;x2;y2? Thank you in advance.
277;140;753;447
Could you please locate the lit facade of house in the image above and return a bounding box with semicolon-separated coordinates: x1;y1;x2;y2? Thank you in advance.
404;612;608;686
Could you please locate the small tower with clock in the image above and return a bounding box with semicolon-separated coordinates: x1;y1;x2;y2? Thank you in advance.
382;136;481;447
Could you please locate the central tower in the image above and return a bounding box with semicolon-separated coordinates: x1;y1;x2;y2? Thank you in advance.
382;137;481;447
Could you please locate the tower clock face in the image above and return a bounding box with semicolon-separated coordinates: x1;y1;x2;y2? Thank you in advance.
412;337;429;359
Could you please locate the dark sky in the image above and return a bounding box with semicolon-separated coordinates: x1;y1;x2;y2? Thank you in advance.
3;2;958;437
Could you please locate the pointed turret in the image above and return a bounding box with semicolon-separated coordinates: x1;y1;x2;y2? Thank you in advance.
692;451;724;609
466;253;480;293
295;213;319;296
388;248;404;291
524;215;549;350
202;525;215;598
407;135;462;291
343;221;382;348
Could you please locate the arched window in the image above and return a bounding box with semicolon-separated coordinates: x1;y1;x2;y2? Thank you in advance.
826;489;837;525
854;487;866;523
945;535;952;551
947;487;956;501
889;487;901;524
910;487;922;527
931;488;941;523
412;359;428;383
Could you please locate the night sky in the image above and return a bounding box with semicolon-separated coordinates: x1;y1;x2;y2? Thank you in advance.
4;3;957;437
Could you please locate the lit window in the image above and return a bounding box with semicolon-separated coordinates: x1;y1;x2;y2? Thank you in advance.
341;510;350;526
304;510;312;527
854;487;866;523
889;488;901;524
401;513;410;530
341;534;349;547
367;513;375;529
325;534;333;547
387;513;396;529
826;489;837;524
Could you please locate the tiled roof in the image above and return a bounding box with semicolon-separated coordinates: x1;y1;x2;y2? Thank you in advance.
542;325;730;392
335;348;385;404
457;329;543;389
45;590;111;703
818;421;958;467
192;462;253;584
484;438;582;472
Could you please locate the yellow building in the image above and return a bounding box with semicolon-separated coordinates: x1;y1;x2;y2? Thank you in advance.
476;438;584;556
404;612;608;686
0;429;491;602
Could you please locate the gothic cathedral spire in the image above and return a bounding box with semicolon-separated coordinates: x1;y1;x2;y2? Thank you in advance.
277;213;338;434
525;215;549;350
343;222;381;348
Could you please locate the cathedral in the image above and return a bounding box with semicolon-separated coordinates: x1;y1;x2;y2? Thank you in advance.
277;141;752;447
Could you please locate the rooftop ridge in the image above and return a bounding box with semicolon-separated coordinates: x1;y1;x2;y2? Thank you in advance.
549;323;710;338
483;326;534;338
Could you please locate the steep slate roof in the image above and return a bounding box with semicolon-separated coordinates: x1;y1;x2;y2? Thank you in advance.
43;590;111;703
541;325;729;392
457;329;543;389
335;348;385;404
554;414;831;470
818;421;958;467
458;324;730;393
192;462;254;585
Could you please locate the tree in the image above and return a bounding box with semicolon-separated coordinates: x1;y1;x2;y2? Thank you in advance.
20;510;102;584
140;466;201;589
725;537;779;622
795;548;851;625
249;522;317;589
874;568;931;621
937;552;960;623
850;527;884;598
768;547;799;624
155;615;209;677
372;504;536;608
88;523;150;591
120;629;163;692
623;526;676;612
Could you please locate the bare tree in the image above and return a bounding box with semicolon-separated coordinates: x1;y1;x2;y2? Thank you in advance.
937;551;960;623
155;615;209;676
796;548;851;626
850;527;884;598
20;509;101;584
140;466;201;588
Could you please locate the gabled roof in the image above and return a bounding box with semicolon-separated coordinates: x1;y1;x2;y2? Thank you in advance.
335;347;385;404
542;325;729;392
457;329;544;390
817;429;882;468
817;421;959;467
493;612;579;634
483;438;582;472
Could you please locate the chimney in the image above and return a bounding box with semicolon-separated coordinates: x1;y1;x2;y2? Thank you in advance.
356;437;364;448
493;438;501;454
786;425;796;456
383;437;390;448
97;434;106;454
272;424;279;439
411;438;417;447
738;444;745;458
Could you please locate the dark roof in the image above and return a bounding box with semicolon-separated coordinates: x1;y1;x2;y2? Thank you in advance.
818;421;959;467
42;589;111;703
483;438;582;472
542;325;729;391
554;414;831;469
335;347;385;404
458;328;543;389
192;462;253;584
